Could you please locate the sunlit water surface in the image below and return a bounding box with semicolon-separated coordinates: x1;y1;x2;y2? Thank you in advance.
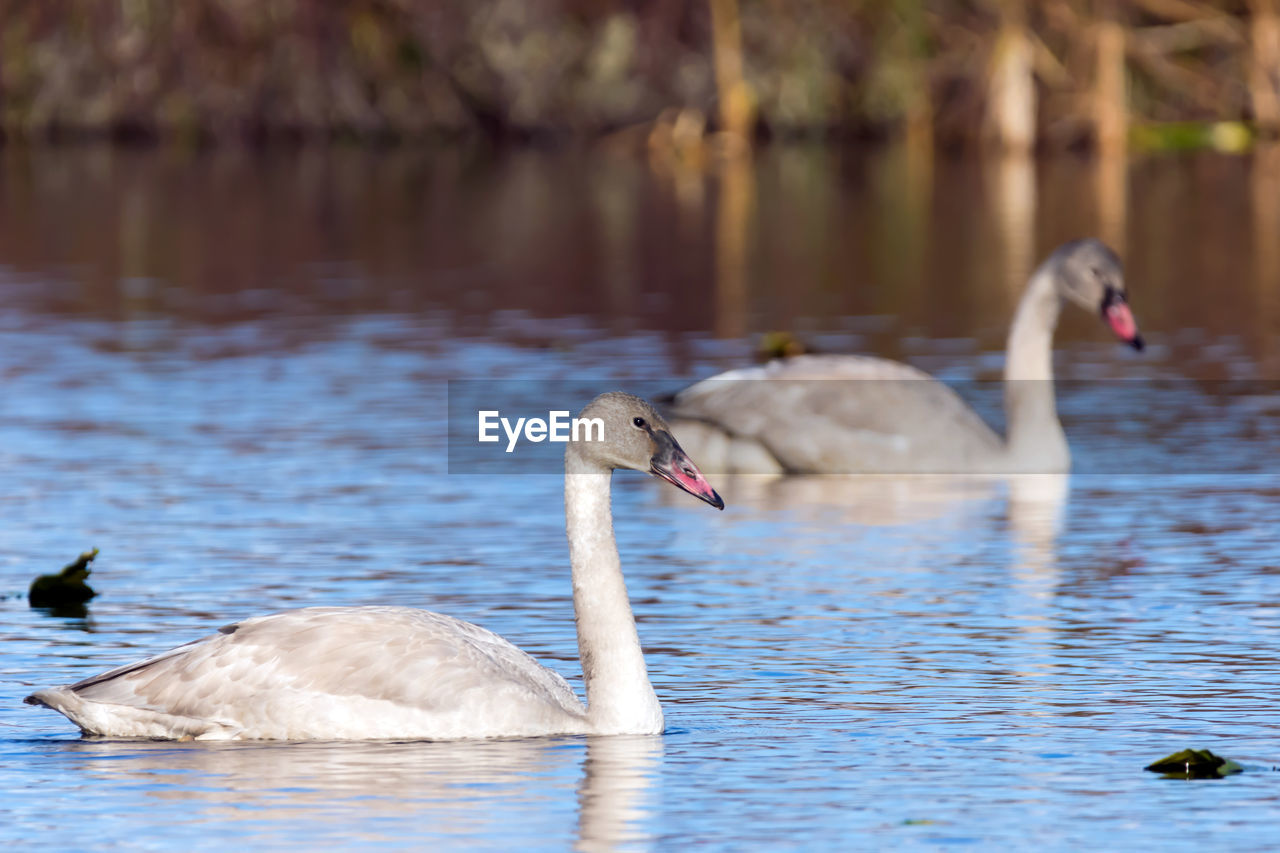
2;147;1279;850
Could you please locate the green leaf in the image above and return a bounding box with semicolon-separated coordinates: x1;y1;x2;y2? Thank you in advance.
1144;748;1243;780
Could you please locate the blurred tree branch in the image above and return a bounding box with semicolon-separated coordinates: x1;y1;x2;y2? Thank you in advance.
0;0;1272;147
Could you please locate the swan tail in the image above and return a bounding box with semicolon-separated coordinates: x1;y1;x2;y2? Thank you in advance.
25;688;240;740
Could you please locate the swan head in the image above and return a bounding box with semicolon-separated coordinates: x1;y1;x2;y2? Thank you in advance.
573;392;724;510
1050;238;1144;351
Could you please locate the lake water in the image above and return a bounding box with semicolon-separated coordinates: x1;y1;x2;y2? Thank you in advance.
1;145;1278;850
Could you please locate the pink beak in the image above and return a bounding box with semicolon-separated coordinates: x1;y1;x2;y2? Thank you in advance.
1104;300;1144;351
650;432;724;510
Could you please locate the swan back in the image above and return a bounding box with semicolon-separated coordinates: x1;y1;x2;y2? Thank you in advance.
671;355;1004;473
29;607;589;740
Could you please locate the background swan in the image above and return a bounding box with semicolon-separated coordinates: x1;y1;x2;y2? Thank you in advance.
668;239;1143;475
26;392;724;741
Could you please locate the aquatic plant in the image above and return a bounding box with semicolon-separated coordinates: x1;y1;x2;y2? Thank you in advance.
28;547;99;609
1144;748;1244;780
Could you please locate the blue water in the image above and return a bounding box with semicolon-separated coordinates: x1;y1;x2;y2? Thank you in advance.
2;315;1277;850
2;149;1279;850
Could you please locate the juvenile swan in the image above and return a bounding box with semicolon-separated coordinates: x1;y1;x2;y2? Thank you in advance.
669;239;1143;474
26;393;724;740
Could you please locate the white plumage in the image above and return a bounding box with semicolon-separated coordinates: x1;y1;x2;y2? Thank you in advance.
669;239;1143;475
671;355;1003;474
30;607;589;740
27;392;724;741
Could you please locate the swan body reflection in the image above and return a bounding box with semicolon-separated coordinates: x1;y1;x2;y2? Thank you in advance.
53;734;661;850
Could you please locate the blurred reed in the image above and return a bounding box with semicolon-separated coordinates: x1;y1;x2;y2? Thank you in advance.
0;1;1278;149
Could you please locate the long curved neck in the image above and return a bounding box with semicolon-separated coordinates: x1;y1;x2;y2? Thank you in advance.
1002;265;1069;470
564;448;663;735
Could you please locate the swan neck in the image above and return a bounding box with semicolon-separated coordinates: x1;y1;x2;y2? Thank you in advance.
1004;266;1060;383
564;448;663;734
1003;266;1069;470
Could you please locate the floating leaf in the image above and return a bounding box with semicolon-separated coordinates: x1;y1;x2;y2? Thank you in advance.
1144;748;1243;780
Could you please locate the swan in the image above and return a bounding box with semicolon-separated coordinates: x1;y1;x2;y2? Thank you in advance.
668;239;1143;475
26;392;724;740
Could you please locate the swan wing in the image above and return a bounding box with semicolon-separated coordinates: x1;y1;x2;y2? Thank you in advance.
30;606;587;740
672;355;1003;473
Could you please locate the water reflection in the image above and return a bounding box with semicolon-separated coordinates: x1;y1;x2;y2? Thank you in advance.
1006;473;1069;563
4;143;1280;849
1253;143;1280;372
43;734;659;849
702;474;1002;528
714;153;754;341
29;604;93;622
575;737;662;853
679;471;1066;573
1006;474;1068;644
1;145;1277;369
1094;148;1128;254
987;152;1036;300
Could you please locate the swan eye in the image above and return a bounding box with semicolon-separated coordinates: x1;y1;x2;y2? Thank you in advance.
632;417;647;429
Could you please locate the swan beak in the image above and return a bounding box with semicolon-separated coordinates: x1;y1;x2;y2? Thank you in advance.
650;432;725;510
1102;289;1144;351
